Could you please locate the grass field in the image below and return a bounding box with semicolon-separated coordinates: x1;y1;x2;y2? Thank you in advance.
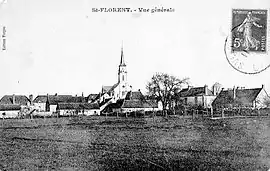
0;116;270;171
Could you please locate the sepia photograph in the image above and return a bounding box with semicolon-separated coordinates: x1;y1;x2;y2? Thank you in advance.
0;0;270;170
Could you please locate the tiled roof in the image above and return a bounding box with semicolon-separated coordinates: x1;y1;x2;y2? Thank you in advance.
79;103;100;110
33;95;47;103
87;94;99;101
0;104;21;111
33;95;85;104
212;88;262;107
66;96;86;103
104;99;124;110
179;87;213;97
0;95;30;105
125;91;145;100
122;100;158;108
57;103;100;110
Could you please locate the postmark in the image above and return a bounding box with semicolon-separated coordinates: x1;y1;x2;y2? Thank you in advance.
224;9;270;74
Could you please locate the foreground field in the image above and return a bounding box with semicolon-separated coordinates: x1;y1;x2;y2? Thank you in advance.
0;116;270;170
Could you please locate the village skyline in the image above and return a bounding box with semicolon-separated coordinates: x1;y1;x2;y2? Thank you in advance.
0;0;270;97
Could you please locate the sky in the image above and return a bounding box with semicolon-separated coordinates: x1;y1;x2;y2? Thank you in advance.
0;0;269;97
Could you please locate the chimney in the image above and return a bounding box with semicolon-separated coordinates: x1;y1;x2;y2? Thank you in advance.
262;84;265;89
12;94;15;104
82;92;84;97
204;85;208;96
29;94;33;105
233;86;236;99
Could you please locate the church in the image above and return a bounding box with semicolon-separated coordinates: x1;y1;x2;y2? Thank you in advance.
98;45;132;110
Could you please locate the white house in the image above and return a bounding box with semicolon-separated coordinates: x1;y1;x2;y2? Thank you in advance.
0;104;21;118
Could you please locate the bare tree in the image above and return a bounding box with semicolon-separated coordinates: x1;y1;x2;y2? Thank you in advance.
146;73;189;116
212;82;222;95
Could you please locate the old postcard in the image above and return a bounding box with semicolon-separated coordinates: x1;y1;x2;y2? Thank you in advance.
1;0;270;170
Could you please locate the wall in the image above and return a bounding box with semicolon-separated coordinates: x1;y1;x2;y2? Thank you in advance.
180;95;216;108
33;103;46;112
59;109;76;116
83;109;100;116
255;89;268;108
120;107;160;113
0;110;20;118
50;105;57;113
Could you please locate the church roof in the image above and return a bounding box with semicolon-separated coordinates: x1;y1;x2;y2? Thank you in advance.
102;83;120;94
102;86;113;93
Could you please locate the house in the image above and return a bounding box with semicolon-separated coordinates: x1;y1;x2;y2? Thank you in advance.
0;94;32;118
178;85;217;108
56;103;100;116
0;104;21;118
104;90;161;113
212;85;268;109
98;45;132;111
33;94;86;112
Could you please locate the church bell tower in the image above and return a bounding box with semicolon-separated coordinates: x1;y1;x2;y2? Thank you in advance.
118;43;128;98
118;44;127;83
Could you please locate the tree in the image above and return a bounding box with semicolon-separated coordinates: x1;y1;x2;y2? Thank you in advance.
212;82;222;95
146;73;189;116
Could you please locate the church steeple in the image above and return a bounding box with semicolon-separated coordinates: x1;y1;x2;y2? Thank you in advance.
118;42;127;83
119;42;126;66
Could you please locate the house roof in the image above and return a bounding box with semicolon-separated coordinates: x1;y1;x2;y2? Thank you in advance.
57;103;100;110
125;91;145;100
0;95;30;105
87;94;99;101
0;104;21;111
33;95;47;103
57;103;79;110
179;87;213;97
122;100;158;108
79;103;100;110
66;96;86;103
33;95;85;104
212;88;262;107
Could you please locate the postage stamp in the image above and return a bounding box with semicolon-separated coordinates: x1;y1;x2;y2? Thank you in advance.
231;9;267;53
225;9;270;74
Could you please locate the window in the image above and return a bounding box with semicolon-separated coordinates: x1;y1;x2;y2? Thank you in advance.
122;75;125;81
195;97;198;105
